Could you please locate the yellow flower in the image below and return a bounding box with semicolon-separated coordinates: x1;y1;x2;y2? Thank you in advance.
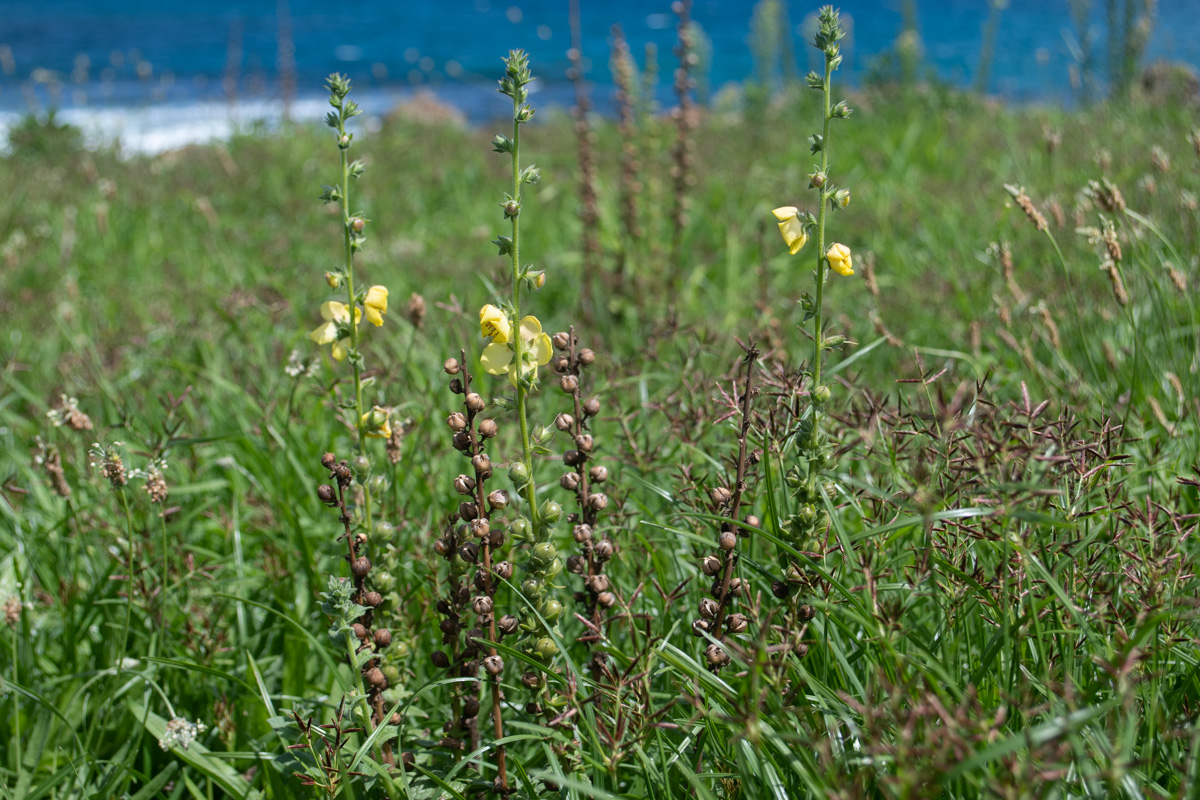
772;206;809;255
480;304;512;343
309;301;361;361
362;405;392;438
480;315;553;386
363;285;388;327
826;242;853;276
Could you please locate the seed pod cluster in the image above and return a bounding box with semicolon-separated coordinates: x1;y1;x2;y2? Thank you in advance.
317;450;394;731
552;328;618;634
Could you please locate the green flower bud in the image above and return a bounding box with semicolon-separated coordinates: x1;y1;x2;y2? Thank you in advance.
545;557;563;579
351;455;371;474
531;542;557;565
534;637;557;660
508;461;530;487
521;577;545;598
541;599;563;620
540;500;562;524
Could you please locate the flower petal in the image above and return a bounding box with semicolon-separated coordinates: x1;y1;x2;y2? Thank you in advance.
771;206;799;222
533;332;552;366
364;285;388;313
321;301;347;323
364;305;384;327
519;316;543;340
310;322;338;345
332;339;349;361
480;342;514;375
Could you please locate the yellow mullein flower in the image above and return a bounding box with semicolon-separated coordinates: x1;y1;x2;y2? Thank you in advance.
826;242;853;276
361;405;392;438
480;315;553;387
480;304;512;343
363;285;388;326
772;206;809;255
309;301;362;361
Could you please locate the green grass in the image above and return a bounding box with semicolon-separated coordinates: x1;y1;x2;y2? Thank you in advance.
2;77;1199;800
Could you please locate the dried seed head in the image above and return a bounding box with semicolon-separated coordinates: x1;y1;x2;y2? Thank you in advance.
446;412;468;432
352;623;368;640
597;591;616;608
577;348;595;366
317;483;338;505
555;413;575;431
469;518;491;539
588;465;608;483
465;393;486;413
793;642;810;658
365;667;387;689
566;555;586;574
451;431;471;452
448;378;464;394
573;523;593;543
1005;184;1048;231
471;454;492;477
563;449;585;467
798;604;818;621
728;577;744;595
552;354;571;373
699;597;718;619
701;555;723;576
454;474;476;495
364;591;383;607
587;492;608;511
498;614;519;635
586;574;610;593
1105;260;1129;307
710;486;732;507
745;514;760;529
321;452;337;469
560;375;579;393
472;596;494;615
726;613;749;633
487;489;508;510
583;397;600;417
771;580;791;599
704;643;730;667
560;472;580;491
459;501;479;521
718;531;737;551
374;628;392;647
407;292;426;327
691;619;710;636
493;560;514;580
575;434;594;452
593;539;615;560
478;418;498;439
521;671;542;689
458;542;479;563
552;331;571;350
433;538;451;557
462;697;480;717
483;655;504;676
351;557;371;578
444;358;461;375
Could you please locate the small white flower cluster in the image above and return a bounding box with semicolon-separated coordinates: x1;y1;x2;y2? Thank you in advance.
158;716;207;751
285;348;318;378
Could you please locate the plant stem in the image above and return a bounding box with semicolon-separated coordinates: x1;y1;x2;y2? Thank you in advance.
810;55;834;438
510;86;538;532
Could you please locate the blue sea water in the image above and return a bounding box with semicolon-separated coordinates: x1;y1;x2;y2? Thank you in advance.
3;1;1198;152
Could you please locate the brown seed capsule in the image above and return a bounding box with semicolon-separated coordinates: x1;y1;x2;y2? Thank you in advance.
575;434;594;452
487;490;508;510
555;413;575;431
478;418;498;439
473;570;489;592
448;378;464;394
321;452;337;470
462;696;480;717
439;618;459;636
552;354;570;373
798;604;817;621
745;514;761;529
465;393;485;413
454;474;476;496
593;539;615;560
587;492;608;511
566;555;585;574
374;628;392;647
551;331;571;350
588;465;608;483
493;561;514;580
459;542;478;563
451;430;471;452
436;599;453;615
317;483;337;505
718;531;737;551
352;623;368;640
459;501;479;521
704;643;730;667
701;555;723;576
597;591;616;608
471;454;492;477
498;614;519;635
710;487;733;507
586;574;610;593
365;667;387;689
483;655;504;675
364;591;383;607
726;614;749;633
560;375;579;393
699;597;718;619
472;596;494;615
444;358;461;375
583;397;600;417
560;472;580;491
793;642;810;658
446;412;468;432
771;580;791;599
573;524;593;543
578;348;595;366
521;671;542;689
433;538;451;557
563;449;585;467
692;619;710;636
351;557;371;578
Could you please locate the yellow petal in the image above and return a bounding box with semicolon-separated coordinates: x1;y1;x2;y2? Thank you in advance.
364;305;384;327
332;339;349;361
771;206;799;222
480;342;513;375
480;304;511;343
364;285;388;313
321;301;347;323
779;216;809;255
309;321;338;345
519;316;543;340
826;242;854;276
533;332;552;366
